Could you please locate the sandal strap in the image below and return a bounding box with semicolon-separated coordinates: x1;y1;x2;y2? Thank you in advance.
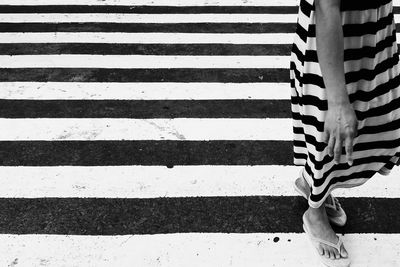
310;234;343;252
325;195;341;211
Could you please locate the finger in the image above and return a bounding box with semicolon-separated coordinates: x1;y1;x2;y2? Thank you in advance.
334;130;342;164
344;128;355;166
327;133;335;157
334;139;342;164
354;118;359;136
344;136;354;166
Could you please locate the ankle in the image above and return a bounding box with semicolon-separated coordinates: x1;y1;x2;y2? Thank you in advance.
306;206;326;217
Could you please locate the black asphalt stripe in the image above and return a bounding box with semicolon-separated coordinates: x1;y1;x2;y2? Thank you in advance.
0;5;299;14
0;43;292;56
0;141;292;166
0;69;289;83
0;100;291;118
0;23;296;33
0;197;398;234
4;21;399;34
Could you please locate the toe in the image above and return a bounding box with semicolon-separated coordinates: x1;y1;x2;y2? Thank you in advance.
333;249;340;259
340;245;349;258
324;249;331;259
329;250;336;259
317;245;324;255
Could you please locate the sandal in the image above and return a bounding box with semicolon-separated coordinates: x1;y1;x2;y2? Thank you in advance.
294;171;347;227
302;213;350;267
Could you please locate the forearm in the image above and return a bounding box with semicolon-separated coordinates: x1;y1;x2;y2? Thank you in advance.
315;0;350;106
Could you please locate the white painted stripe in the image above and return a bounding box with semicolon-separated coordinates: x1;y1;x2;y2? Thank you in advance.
1;0;400;8
0;165;399;198
0;233;399;267
0;32;294;44
0;13;297;23
3;32;400;45
0;0;300;6
0;55;289;68
0;82;291;100
2;32;400;45
0;165;302;198
0;118;293;141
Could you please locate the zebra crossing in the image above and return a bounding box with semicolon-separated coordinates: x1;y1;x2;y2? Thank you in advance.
0;0;400;266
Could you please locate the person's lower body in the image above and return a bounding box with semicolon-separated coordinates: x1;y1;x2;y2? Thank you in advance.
296;168;350;267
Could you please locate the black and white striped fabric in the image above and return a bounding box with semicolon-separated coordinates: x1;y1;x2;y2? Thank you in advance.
0;0;400;265
290;0;400;208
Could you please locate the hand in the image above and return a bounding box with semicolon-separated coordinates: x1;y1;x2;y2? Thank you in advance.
322;102;358;165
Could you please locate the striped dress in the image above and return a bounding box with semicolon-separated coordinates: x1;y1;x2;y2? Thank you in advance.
290;0;400;208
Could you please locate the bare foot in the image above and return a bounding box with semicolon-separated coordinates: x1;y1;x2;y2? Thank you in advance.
303;207;348;259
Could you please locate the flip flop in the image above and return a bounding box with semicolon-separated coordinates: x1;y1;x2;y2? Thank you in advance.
302;213;351;267
294;174;347;227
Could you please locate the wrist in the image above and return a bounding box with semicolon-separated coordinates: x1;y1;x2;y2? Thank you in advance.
327;89;350;107
328;99;351;107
